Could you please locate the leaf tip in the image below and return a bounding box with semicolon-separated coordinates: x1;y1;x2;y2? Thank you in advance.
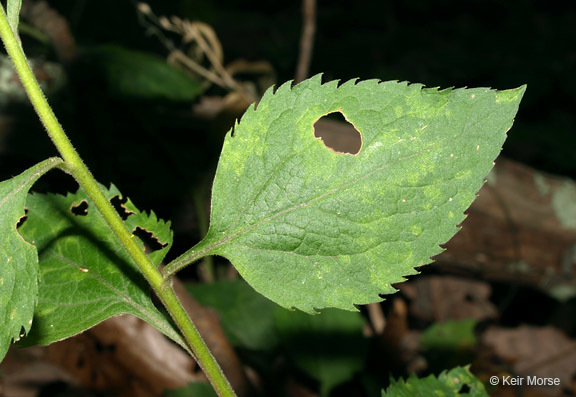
496;85;527;104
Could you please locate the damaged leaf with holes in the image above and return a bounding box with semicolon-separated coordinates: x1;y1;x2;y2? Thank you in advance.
175;75;525;312
17;184;186;349
0;158;62;361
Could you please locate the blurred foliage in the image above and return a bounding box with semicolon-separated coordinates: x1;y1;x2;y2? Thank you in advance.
383;366;488;397
421;319;477;351
186;280;278;351
86;45;204;101
187;280;368;396
163;381;217;397
420;319;478;372
275;307;368;397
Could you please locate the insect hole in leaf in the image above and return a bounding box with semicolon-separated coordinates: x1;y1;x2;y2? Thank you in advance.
70;200;89;216
110;195;135;220
131;226;168;253
16;208;29;228
313;111;362;155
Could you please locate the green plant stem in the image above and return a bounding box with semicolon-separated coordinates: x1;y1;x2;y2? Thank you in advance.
0;7;235;397
164;238;214;280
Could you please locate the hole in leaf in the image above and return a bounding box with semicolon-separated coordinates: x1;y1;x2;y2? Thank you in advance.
16;209;29;228
70;200;89;216
110;195;134;220
459;384;471;394
132;226;167;253
313;111;362;155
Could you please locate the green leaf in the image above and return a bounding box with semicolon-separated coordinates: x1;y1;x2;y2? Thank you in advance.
0;158;62;361
88;45;204;102
275;307;367;397
382;366;488;397
420;319;477;351
186;279;278;350
187;75;525;312
18;185;186;350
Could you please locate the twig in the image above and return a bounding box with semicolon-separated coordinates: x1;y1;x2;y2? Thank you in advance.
136;3;257;103
367;302;386;335
295;0;316;84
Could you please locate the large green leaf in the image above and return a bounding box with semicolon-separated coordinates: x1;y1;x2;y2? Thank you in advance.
182;75;524;312
18;185;185;349
0;158;62;361
382;366;488;397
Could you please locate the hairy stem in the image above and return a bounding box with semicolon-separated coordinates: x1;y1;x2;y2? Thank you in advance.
0;6;235;397
163;234;216;280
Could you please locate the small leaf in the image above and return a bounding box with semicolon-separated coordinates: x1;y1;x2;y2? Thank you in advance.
275;308;367;397
88;45;204;102
188;75;525;312
382;366;488;397
0;158;62;361
18;185;185;349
